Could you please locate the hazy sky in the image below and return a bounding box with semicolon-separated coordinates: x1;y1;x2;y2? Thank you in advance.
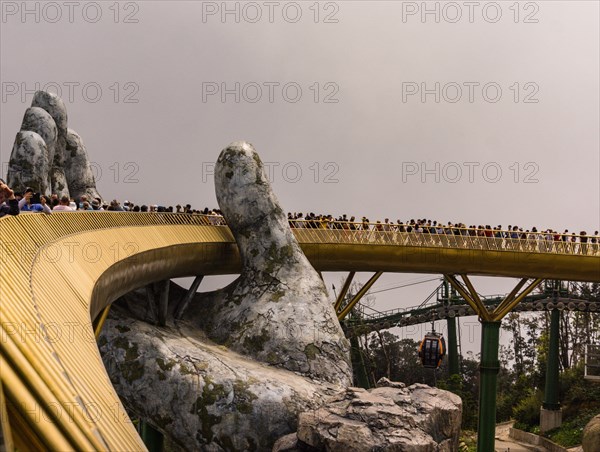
1;1;598;350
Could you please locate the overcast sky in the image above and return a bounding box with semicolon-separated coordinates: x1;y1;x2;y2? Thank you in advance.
1;1;598;351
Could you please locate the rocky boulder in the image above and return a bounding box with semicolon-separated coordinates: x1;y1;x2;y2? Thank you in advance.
65;129;100;200
293;380;462;452
100;310;342;451
7;131;51;195
20;106;58;164
31;90;70;196
583;414;600;452
6;90;101;199
187;141;351;386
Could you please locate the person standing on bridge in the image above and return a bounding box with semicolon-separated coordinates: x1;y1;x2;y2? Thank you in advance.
0;178;19;218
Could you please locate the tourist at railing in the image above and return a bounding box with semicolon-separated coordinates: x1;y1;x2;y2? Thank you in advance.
18;188;51;214
52;196;75;211
0;178;19;218
4;188;597;255
283;212;598;255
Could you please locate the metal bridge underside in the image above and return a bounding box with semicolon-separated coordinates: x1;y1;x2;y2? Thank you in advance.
1;213;599;450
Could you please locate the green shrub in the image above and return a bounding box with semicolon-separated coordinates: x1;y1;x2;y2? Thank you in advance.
546;409;598;447
513;390;543;431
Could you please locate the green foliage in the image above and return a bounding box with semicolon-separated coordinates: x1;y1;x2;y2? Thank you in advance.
546;409;597;447
458;430;477;452
351;284;600;446
560;364;600;418
513;390;543;431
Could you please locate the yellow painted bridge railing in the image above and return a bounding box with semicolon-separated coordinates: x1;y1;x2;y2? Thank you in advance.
0;212;599;450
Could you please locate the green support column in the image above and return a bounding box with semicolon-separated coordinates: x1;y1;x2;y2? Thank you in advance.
350;335;371;389
446;317;460;376
544;309;560;409
443;278;460;377
477;321;501;452
541;309;562;432
141;420;164;452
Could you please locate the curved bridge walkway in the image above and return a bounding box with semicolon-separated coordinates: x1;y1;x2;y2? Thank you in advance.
0;213;598;450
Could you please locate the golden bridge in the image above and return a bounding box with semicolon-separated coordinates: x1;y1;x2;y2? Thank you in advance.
1;213;598;451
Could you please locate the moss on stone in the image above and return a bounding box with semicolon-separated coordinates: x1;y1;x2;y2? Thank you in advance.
233;379;258;415
120;358;145;382
201;377;226;406
115;324;131;333
305;343;321;361
243;328;271;354
112;336;144;382
156;357;176;372
191;378;228;443
179;364;197;376
266;352;280;364
271;290;285;302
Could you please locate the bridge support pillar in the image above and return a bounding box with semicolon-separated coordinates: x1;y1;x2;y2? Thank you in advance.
446;316;460;377
541;309;562;432
140;420;164;452
477;320;501;452
157;281;170;327
350;335;371;389
174;275;204;320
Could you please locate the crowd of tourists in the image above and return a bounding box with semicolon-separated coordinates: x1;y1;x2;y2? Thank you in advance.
286;212;599;245
1;181;598;253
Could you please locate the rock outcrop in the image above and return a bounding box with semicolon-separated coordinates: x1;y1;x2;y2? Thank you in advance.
65;129;101;200
583;414;600;452
20;106;58;164
292;380;462;452
6;90;100;200
187;142;352;386
99;310;341;451
31;90;70;196
8;131;51;195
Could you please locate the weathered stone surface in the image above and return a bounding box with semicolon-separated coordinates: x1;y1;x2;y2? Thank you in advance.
295;384;462;452
100;312;341;452
187;141;351;386
272;433;303;452
31;90;69;196
65;129;100;200
583;414;600;452
7;131;51;195
20;106;58;164
6;90;102;199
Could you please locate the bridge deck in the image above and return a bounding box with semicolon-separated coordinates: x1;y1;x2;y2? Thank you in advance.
1;213;598;450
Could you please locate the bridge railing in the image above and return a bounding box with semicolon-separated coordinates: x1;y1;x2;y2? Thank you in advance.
290;220;600;256
5;212;598;257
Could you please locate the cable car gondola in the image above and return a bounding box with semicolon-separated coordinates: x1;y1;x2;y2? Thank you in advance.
418;332;446;369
